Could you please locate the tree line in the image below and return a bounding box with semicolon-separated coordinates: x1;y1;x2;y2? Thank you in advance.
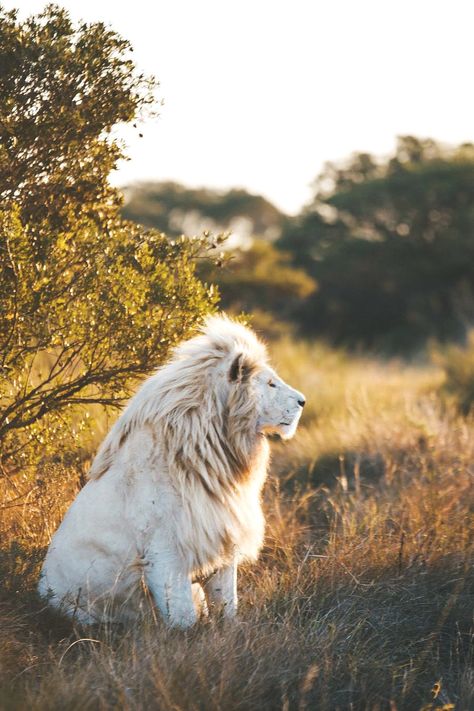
125;139;474;351
279;137;474;350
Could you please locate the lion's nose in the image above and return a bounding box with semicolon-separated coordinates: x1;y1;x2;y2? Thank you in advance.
298;399;306;408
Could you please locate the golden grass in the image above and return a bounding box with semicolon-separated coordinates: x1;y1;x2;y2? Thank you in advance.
0;341;472;710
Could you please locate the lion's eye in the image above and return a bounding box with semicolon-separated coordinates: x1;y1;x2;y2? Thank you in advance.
268;381;276;388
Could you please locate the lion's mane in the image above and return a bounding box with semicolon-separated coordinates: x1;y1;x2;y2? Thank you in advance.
88;314;271;573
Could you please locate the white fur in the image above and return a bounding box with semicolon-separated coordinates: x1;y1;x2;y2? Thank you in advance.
38;315;305;627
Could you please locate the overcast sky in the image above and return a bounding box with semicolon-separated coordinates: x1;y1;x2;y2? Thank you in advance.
9;0;474;213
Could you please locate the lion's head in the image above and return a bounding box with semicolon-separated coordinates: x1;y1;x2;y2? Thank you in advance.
195;315;306;442
88;315;305;486
223;350;304;441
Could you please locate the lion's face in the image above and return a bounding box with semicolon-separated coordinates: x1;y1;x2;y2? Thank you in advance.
254;366;306;440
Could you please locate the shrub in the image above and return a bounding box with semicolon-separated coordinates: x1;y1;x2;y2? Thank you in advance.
0;7;218;471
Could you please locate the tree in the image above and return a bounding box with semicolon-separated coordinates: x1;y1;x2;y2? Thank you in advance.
279;138;474;349
198;239;316;336
0;6;218;470
122;182;288;241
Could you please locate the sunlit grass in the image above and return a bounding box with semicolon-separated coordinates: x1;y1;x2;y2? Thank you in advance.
0;339;472;710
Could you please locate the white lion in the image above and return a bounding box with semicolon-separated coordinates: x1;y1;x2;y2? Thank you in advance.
38;315;305;627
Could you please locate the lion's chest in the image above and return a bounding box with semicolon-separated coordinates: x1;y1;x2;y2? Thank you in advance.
175;479;266;575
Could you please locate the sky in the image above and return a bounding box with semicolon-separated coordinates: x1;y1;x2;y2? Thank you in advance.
8;0;474;214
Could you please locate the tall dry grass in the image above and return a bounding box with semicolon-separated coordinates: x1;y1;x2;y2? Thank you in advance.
0;341;472;710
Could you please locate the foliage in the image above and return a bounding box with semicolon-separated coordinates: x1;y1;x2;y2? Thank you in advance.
122;181;288;240
123;182;315;337
279;137;474;349
199;240;316;334
0;5;156;232
0;210;218;469
0;7;218;470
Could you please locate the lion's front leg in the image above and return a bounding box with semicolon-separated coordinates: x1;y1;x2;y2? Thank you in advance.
203;558;238;619
146;549;197;629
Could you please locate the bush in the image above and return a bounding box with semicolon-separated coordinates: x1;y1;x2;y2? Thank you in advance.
0;7;218;471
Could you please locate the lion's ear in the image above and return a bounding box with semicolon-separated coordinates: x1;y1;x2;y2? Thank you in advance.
229;353;255;383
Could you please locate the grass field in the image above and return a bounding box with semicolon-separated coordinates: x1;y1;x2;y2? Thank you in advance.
0;340;472;710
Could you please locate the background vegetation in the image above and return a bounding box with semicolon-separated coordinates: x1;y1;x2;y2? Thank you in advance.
0;6;218;471
0;5;472;711
126;138;474;352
